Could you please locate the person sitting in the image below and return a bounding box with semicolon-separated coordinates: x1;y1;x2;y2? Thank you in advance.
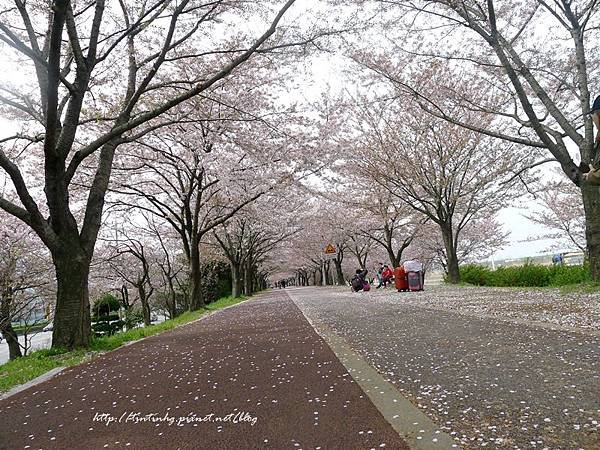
381;264;394;287
351;268;368;292
375;263;385;288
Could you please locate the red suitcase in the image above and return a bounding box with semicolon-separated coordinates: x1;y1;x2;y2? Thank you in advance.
407;271;423;291
394;266;408;292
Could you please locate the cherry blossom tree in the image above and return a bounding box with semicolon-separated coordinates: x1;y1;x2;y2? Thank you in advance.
146;220;187;319
213;195;299;297
338;96;521;282
106;239;156;327
414;218;508;272
355;0;600;280
0;0;303;348
109;92;303;307
333;164;420;268
0;214;52;359
525;173;586;253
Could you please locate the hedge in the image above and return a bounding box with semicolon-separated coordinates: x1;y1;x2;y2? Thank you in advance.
459;263;591;287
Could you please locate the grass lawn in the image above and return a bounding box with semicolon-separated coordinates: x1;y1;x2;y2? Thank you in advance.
0;295;247;393
556;282;600;294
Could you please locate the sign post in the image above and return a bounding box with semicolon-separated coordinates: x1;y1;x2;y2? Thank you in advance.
323;244;337;259
321;244;337;285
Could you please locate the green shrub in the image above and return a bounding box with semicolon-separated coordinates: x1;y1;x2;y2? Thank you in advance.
91;312;120;322
93;294;120;317
124;308;144;330
493;264;551;287
460;264;494;285
199;260;232;304
91;320;125;337
459;263;591;287
548;264;592;286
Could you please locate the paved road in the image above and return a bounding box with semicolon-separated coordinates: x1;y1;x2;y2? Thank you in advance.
288;287;600;450
0;291;407;450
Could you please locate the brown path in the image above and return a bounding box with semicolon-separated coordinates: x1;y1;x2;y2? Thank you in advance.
0;290;408;450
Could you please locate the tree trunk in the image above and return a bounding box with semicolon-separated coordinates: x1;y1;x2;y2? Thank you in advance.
1;325;22;360
334;259;345;285
384;225;400;267
138;282;151;327
120;284;130;311
387;248;398;268
166;278;177;319
231;263;243;297
440;224;460;283
188;246;204;310
323;260;331;285
354;252;367;269
0;287;22;359
582;186;600;280
243;262;253;295
52;251;92;349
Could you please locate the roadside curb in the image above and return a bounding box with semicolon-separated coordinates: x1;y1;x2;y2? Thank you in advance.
0;367;65;401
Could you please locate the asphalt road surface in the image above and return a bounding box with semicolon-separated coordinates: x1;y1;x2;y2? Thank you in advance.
0;291;408;450
288;287;600;450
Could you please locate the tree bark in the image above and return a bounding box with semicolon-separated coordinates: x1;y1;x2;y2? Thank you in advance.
1;325;22;360
582;186;600;280
334;259;345;285
0;288;22;359
188;241;205;310
138;282;151;327
188;256;203;311
51;250;92;349
323;260;331;285
441;224;460;283
243;262;253;295
231;263;242;297
165;278;177;319
120;285;131;311
0;286;22;359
